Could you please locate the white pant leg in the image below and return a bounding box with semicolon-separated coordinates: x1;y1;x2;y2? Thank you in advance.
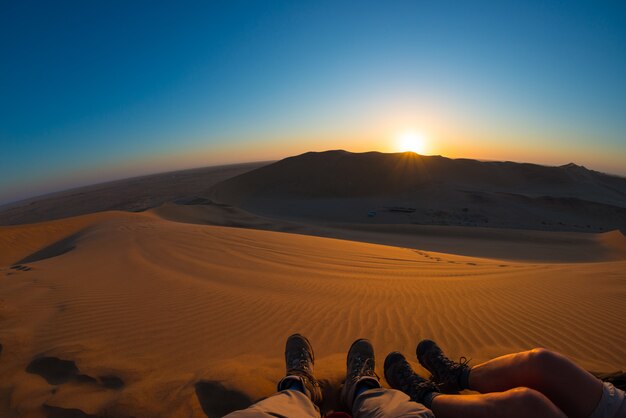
224;389;320;418
352;387;435;418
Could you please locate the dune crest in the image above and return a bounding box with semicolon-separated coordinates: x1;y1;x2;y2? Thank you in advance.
0;212;137;266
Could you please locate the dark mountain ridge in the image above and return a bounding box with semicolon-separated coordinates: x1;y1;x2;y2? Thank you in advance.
210;150;626;206
209;151;626;232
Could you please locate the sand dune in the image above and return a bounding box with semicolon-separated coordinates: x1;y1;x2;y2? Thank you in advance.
211;150;626;206
209;151;626;233
0;162;268;226
152;200;626;262
1;211;625;417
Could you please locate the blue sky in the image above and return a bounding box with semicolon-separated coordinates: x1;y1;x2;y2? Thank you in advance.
1;1;625;205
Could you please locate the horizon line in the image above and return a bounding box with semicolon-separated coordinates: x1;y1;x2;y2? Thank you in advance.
1;150;623;209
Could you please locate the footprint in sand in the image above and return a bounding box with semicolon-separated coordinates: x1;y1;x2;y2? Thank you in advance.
9;264;32;272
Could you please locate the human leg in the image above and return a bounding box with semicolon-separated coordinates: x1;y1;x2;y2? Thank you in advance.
430;388;566;418
341;339;435;418
278;333;322;404
353;387;435;418
468;348;602;418
385;350;565;418
417;340;603;418
224;333;322;417
224;390;320;418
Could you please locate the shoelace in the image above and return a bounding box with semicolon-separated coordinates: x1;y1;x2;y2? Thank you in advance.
434;354;471;381
453;356;471;370
349;356;379;382
394;361;434;400
288;347;313;373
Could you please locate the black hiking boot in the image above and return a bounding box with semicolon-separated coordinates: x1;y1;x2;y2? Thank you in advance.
384;351;440;408
277;334;323;404
416;339;471;393
340;339;381;409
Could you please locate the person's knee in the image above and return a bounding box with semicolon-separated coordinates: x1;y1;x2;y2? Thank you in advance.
528;348;560;366
522;348;562;379
509;386;546;405
504;387;561;417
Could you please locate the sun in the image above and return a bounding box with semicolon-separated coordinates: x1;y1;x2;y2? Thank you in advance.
396;131;427;154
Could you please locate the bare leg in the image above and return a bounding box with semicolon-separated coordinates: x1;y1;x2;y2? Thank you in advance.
468;348;603;418
430;388;566;418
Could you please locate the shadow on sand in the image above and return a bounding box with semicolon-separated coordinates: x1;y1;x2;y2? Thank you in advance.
16;231;83;265
195;378;349;417
195;381;253;417
43;404;98;418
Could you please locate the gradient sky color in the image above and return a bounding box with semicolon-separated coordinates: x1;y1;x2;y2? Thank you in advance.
1;1;626;205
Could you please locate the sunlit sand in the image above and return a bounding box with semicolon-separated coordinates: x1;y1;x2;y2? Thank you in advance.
1;154;625;416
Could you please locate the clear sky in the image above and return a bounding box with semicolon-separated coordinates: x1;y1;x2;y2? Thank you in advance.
1;1;625;205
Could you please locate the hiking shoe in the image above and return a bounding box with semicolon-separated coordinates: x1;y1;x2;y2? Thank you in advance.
277;334;322;404
384;352;440;407
340;339;381;408
416;339;471;393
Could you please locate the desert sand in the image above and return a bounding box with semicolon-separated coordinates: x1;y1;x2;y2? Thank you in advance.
1;153;626;417
1;208;625;417
0;161;268;226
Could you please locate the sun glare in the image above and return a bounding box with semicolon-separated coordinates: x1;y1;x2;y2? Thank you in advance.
396;131;427;154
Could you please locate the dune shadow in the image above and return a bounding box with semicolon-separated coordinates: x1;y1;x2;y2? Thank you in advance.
16;231;83;264
195;380;253;418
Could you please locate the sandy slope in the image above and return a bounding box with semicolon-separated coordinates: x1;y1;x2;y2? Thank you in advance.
1;212;625;417
153;201;626;262
0;162;268;226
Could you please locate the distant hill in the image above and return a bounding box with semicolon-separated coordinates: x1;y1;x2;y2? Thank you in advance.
0;162;268;226
4;151;625;232
209;150;626;232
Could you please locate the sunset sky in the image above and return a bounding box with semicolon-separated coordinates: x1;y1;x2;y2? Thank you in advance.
1;1;625;204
